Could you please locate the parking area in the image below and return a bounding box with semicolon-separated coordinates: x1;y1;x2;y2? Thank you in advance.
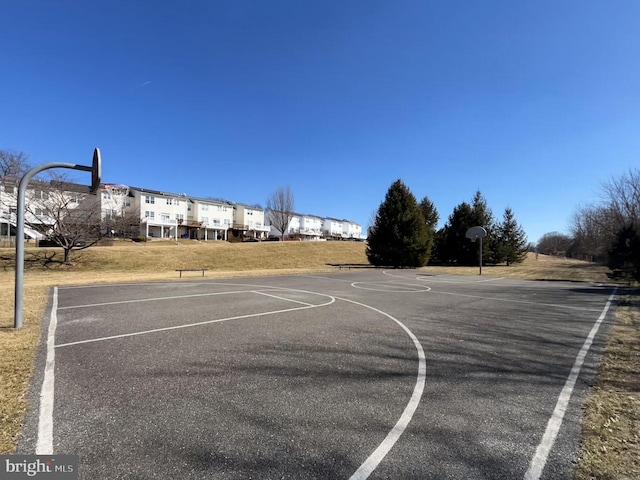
19;270;617;479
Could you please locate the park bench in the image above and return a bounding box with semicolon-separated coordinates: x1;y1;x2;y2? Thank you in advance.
176;268;209;278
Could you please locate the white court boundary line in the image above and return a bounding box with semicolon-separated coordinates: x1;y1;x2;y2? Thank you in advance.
36;287;58;455
524;288;618;480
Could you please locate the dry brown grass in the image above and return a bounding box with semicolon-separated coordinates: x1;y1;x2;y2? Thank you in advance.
419;252;612;283
574;296;640;480
0;240;632;475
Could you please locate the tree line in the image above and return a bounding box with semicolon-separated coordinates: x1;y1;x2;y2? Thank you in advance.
536;168;640;282
367;180;528;267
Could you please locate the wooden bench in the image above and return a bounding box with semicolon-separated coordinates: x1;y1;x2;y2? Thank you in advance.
176;269;208;277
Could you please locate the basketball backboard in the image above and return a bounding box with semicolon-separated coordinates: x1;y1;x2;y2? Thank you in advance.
91;147;102;194
465;226;487;241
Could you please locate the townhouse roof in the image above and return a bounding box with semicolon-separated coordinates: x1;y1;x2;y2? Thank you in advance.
129;186;188;198
187;195;234;206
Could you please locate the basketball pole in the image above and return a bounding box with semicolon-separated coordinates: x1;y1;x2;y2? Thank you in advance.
14;149;100;328
479;235;483;276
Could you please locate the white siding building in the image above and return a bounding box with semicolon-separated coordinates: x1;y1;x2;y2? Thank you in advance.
233;204;270;239
299;214;323;240
130;187;188;239
322;217;343;239
187;197;234;240
342;220;362;239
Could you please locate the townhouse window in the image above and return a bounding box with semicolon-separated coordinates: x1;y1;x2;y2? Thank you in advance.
175;214;184;221
247;210;253;216
145;195;155;204
145;211;155;220
224;219;231;226
187;204;192;211
124;199;131;207
213;219;221;225
201;217;209;224
201;205;208;211
102;192;111;201
34;189;48;200
161;213;171;222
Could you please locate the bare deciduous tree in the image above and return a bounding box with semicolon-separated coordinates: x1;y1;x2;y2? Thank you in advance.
601;168;640;227
0;149;30;179
24;176;103;263
536;231;573;256
569;168;640;263
102;206;141;239
266;186;295;240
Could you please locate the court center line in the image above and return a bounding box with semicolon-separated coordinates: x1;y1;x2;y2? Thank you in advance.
251;290;314;306
57;289;259;310
37;287;58;455
337;296;426;480
55;297;335;348
524;287;617;480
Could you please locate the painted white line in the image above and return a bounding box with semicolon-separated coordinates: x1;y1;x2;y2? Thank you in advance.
524;288;618;480
55;296;335;348
338;297;426;480
351;282;430;293
416;275;506;284
381;270;415;280
57;289;256;310
37;287;58;455
430;290;601;312
252;290;314;306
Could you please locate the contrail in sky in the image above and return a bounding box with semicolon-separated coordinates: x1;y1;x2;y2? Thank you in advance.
129;80;151;91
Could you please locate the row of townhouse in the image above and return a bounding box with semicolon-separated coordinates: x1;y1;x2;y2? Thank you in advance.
123;186;271;240
1;177;362;242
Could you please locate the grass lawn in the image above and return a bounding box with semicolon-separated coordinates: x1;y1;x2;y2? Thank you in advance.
0;241;637;479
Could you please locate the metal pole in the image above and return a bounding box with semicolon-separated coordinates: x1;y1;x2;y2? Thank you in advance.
479;236;483;276
14;162;92;328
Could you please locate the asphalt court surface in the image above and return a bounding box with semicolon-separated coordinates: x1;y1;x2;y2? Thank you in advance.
19;270;618;479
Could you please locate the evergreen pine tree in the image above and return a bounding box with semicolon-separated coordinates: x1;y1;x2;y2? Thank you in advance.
497;207;528;265
367;180;430;267
470;191;495;265
419;196;439;261
438;202;474;264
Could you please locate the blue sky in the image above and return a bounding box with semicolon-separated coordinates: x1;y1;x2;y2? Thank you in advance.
2;1;639;243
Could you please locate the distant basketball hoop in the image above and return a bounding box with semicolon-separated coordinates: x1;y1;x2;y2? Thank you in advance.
466;226;487;275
